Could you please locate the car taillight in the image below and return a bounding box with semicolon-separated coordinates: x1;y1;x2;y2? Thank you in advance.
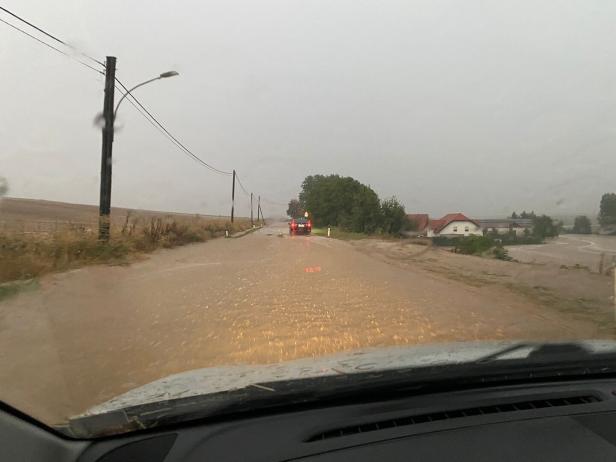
307;221;312;227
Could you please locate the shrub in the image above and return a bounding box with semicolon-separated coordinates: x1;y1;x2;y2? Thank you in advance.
432;236;459;247
380;197;410;235
454;236;494;255
492;246;512;261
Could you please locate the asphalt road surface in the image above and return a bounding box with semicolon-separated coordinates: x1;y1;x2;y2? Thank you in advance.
508;235;616;269
0;223;602;424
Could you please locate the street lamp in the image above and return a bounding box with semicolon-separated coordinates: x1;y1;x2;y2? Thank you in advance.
98;59;179;241
114;70;179;119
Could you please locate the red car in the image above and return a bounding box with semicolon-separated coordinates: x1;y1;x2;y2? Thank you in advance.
289;217;312;235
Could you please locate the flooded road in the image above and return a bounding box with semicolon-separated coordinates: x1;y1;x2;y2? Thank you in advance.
0;223;601;424
508;235;616;269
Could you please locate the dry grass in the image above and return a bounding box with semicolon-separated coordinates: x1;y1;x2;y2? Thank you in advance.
0;215;251;284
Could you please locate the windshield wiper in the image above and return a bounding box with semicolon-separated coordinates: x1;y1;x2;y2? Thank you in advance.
475;342;596;364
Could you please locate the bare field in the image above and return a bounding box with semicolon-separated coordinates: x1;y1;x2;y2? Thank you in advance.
0;197;237;233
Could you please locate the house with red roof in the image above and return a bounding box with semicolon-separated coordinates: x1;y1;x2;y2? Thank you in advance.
428;213;482;237
407;212;482;237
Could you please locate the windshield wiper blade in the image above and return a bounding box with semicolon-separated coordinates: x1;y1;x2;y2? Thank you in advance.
475;342;597;364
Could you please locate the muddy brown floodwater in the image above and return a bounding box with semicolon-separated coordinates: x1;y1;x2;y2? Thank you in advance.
0;223;606;425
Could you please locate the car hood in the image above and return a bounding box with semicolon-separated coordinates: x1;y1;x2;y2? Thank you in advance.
79;340;616;417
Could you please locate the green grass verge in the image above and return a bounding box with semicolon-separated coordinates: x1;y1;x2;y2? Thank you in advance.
311;227;368;240
0;279;39;302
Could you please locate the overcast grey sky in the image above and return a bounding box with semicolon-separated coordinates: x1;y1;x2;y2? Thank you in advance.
1;0;616;218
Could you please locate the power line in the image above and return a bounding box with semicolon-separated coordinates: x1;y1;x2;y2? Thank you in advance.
235;172;250;196
116;85;249;217
116;85;227;173
115;77;233;176
0;4;105;67
0;17;104;74
0;5;259;217
261;196;288;207
115;85;177;142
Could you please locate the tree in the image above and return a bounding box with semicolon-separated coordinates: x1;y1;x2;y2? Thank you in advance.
299;174;383;233
337;184;382;233
519;210;536;219
511;211;518;219
555;219;564;234
0;177;7;197
572;215;592;234
532;215;559;239
286;199;303;218
599;193;616;226
380;197;410;234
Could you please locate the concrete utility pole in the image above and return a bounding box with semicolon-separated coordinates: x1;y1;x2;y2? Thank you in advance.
98;56;116;240
231;169;236;223
250;192;254;226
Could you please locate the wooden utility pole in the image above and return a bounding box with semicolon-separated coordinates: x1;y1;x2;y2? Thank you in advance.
98;56;117;240
250;192;254;226
230;169;236;223
612;264;616;321
257;195;261;224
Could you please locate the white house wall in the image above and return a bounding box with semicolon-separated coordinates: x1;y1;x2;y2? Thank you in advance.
437;221;482;237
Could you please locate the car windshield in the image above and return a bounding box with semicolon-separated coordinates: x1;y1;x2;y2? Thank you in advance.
2;0;616;438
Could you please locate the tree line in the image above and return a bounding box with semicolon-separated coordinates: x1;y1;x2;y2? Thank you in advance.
510;211;536;219
287;180;616;238
0;177;8;197
507;192;616;236
514;193;616;236
288;174;409;234
599;193;616;227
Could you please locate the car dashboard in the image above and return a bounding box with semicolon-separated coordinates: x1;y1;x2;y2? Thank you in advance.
5;378;616;461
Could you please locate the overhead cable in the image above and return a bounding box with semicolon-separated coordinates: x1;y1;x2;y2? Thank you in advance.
115;77;232;176
0;4;105;66
0;17;104;74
